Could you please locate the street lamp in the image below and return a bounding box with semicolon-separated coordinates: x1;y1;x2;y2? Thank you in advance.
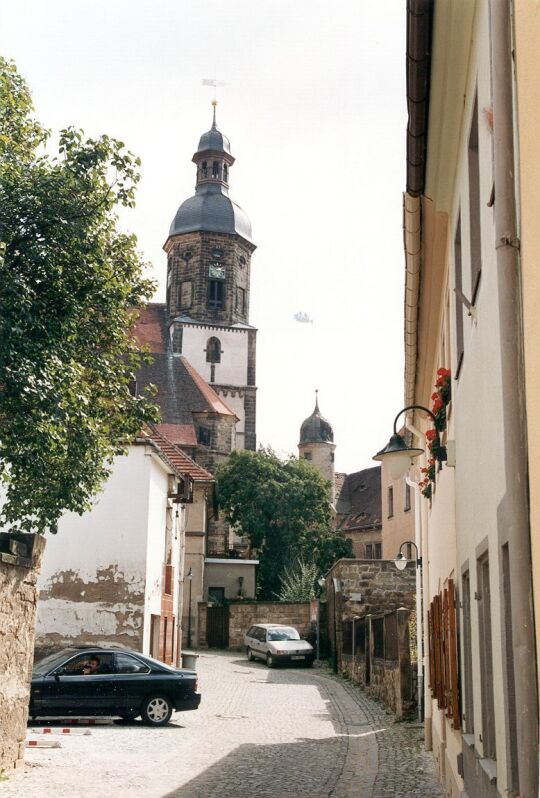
373;404;446;480
394;539;423;722
394;540;422;570
315;577;326;661
187;567;193;650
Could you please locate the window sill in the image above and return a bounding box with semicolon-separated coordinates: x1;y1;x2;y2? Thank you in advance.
478;757;497;784
462;733;474;748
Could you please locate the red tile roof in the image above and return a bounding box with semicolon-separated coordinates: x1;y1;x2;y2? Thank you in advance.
133;304;167;353
140;428;214;482
180;356;237;418
155;423;197;448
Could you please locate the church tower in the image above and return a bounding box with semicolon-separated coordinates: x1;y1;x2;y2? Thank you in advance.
164;104;257;451
299;393;336;504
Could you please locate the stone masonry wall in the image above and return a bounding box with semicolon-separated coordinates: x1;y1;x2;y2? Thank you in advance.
197;601;311;650
0;533;46;771
331;559;416;621
326;560;416;717
228;602;311;649
165;232;255;327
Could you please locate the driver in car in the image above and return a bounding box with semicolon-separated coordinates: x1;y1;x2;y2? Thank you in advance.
82;656;109;675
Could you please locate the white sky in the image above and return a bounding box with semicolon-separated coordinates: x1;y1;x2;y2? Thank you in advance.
1;0;407;475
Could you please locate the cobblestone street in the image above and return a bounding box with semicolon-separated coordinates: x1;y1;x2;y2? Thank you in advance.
6;652;442;798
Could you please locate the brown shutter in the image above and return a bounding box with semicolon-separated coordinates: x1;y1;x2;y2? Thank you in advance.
428;607;435;691
448;579;461;730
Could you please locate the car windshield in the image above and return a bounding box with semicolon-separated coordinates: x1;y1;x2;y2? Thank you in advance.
268;628;300;641
32;650;76;676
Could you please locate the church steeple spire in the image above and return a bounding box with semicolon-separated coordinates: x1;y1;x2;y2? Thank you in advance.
191;104;235;190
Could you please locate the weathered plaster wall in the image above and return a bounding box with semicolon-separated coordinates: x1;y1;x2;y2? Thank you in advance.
36;446;158;657
143;454;171;656
0;534;45;771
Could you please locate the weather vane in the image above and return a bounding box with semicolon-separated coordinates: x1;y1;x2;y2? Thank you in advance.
202;78;227;109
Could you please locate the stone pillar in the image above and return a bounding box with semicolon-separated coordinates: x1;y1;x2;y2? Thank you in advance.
0;533;46;770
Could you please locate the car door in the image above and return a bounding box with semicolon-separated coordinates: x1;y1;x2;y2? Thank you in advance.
246;626;258;656
253;627;266;658
41;652;117;716
112;652;151;713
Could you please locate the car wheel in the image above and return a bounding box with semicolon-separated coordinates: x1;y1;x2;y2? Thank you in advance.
246;647;254;662
141;695;173;726
266;653;275;668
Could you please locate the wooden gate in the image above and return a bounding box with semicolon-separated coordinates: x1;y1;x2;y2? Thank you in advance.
207;605;230;648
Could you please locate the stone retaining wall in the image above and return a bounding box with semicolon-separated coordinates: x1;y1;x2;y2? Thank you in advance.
197;600;312;650
228;601;311;649
0;533;46;771
326;559;417;717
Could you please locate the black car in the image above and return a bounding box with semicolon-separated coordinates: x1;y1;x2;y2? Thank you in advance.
30;647;201;726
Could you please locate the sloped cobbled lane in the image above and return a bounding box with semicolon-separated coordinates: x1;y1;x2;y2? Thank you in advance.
5;651;442;798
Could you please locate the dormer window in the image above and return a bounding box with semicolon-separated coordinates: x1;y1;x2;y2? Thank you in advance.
212;161;219;178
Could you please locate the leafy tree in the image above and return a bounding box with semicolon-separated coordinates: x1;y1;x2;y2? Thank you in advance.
216;448;352;599
0;58;157;534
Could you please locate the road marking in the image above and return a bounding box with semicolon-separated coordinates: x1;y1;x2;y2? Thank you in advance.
30;728;91;735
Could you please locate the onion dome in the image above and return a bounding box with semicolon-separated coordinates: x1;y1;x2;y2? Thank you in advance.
168;103;253;244
196;115;231;155
300;393;334;444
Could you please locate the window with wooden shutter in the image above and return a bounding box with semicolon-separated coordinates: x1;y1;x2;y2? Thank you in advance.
427;582;461;730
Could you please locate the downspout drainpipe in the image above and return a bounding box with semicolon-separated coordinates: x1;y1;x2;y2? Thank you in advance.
406;420;431;747
491;2;539;795
406;473;423;724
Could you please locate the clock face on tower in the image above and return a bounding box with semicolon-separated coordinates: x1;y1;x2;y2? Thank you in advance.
209;262;226;280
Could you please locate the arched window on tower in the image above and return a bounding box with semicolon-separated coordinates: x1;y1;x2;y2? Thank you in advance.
206;337;222;364
223;164;228;182
212;161;219;178
201;161;208;178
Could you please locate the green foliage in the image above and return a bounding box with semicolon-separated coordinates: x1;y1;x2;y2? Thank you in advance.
0;58;158;533
216;448;353;599
277;558;319;602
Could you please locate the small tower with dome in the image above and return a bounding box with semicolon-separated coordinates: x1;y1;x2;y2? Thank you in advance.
298;392;336;503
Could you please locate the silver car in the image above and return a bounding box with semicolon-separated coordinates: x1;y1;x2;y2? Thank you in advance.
244;624;314;668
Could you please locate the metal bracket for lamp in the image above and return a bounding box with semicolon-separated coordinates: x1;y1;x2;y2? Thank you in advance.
373;404;447;480
454;287;477;319
394;540;422;571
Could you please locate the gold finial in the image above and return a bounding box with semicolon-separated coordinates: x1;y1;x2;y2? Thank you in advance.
211;99;218;107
